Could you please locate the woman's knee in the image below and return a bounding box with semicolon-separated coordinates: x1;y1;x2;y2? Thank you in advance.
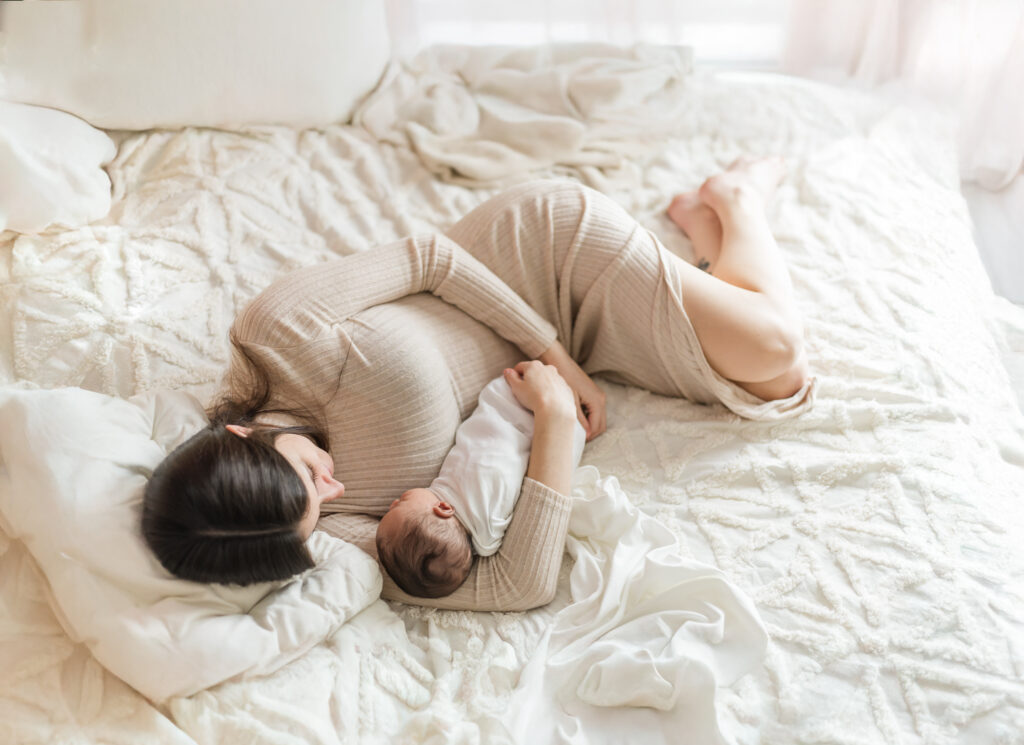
772;317;805;373
744;308;806;383
737;323;810;401
748;349;811;401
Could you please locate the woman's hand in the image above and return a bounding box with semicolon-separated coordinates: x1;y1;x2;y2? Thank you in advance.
538;340;607;441
503;360;577;423
504;360;579;496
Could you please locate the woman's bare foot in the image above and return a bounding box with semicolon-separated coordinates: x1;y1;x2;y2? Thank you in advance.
665;191;723;273
667;157;787;274
698;156;787;215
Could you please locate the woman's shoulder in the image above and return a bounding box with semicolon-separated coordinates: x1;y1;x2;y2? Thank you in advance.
232;263;338;349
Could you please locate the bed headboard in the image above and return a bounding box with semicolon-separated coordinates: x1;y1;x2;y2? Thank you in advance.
0;0;391;130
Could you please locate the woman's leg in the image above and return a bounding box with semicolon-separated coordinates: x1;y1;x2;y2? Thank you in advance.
665;157;810;400
445;170;810;406
444;180;628;346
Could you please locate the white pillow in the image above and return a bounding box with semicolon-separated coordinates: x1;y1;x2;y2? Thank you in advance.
0;387;382;703
0;0;391;130
0;101;116;233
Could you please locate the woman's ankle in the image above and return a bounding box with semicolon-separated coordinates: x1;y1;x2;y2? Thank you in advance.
700;177;764;219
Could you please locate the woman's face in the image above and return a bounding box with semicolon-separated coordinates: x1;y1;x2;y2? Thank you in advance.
272;433;345;539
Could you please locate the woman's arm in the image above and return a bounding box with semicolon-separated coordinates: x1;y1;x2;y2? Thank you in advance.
317;476;572;612
507;362;579;495
316;362;580;612
233;234;557;358
537;340;607;442
227;232;606;442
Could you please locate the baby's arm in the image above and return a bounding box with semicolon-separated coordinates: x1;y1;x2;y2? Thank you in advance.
318;368;585;611
317;477;571;611
430;376;536;556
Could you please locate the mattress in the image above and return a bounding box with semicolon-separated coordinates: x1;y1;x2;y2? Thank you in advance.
2;45;1023;744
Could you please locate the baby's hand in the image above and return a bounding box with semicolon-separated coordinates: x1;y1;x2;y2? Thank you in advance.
538;339;606;441
503;361;577;422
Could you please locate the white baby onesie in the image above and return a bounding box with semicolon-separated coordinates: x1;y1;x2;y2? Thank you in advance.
430;375;587;556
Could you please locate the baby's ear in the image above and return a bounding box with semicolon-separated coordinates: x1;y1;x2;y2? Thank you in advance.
434;501;455;518
225;424;253;438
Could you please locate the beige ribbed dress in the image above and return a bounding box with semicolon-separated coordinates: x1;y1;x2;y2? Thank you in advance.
228;181;814;611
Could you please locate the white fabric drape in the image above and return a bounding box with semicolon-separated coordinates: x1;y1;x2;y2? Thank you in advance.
385;0;696;51
384;0;788;68
783;0;1024;190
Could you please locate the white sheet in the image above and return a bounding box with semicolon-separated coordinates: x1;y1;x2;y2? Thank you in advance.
2;44;1023;744
992;295;1024;413
171;466;768;745
507;466;767;745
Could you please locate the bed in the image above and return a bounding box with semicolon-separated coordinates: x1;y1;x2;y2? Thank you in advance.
2;43;1024;744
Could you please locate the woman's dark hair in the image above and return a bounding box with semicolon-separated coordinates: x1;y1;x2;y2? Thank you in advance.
142;331;330;586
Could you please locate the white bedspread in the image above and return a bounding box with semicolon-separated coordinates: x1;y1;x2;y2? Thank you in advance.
2;44;1024;745
506;466;767;745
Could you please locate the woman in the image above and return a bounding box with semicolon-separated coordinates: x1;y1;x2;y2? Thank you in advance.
143;157;814;611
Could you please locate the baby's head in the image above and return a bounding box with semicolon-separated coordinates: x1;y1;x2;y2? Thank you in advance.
375;488;472;598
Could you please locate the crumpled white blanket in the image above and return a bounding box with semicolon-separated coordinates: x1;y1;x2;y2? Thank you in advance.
503;466;767;745
170;462;765;745
356;43;693;185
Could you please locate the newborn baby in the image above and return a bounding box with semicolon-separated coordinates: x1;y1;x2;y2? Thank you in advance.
375;373;587;598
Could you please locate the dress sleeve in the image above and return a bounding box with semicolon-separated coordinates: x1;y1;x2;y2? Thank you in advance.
316;477;571;612
234;234;557;358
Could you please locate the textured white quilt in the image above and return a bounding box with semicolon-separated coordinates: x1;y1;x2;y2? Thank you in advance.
2;44;1024;744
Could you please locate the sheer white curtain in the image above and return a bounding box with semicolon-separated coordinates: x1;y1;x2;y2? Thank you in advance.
385;0;788;69
784;0;1024;190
